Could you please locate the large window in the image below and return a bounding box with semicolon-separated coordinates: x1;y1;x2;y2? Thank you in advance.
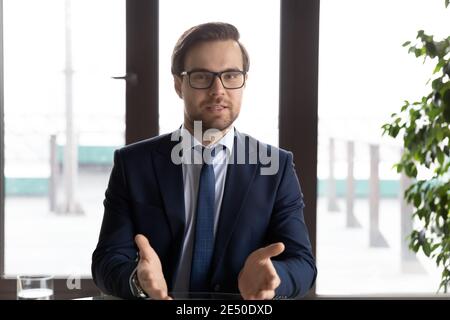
3;0;125;276
159;0;280;146
317;0;449;295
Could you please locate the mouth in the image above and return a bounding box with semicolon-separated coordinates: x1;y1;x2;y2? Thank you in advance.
205;104;228;112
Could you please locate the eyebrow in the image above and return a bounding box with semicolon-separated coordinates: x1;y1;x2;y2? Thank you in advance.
186;68;243;73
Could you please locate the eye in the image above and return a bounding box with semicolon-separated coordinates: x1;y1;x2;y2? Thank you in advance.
223;72;241;80
191;72;211;81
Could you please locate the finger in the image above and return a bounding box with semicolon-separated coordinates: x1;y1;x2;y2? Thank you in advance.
135;234;154;261
149;288;169;300
262;274;281;290
151;295;173;301
258;242;285;260
254;290;276;300
242;293;257;300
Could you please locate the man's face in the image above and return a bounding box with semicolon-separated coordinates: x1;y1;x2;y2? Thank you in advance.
174;40;246;133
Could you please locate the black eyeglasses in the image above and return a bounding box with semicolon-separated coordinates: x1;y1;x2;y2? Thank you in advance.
180;70;246;89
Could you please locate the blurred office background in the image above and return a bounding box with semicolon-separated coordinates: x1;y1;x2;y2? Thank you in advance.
0;0;448;298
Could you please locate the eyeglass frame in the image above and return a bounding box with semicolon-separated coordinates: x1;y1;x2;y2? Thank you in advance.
179;69;247;90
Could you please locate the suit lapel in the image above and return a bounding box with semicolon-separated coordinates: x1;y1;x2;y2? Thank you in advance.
211;130;258;278
153;132;185;286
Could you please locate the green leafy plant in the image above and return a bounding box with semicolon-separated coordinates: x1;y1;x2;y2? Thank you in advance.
381;1;450;293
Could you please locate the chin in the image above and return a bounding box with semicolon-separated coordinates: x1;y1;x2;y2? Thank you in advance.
205;119;234;132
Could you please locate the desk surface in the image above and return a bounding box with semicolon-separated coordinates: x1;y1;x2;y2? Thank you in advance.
77;292;242;300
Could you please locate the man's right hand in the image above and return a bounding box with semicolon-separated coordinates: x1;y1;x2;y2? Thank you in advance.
134;234;172;300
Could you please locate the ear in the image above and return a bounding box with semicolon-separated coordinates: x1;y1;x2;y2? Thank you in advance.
174;75;183;99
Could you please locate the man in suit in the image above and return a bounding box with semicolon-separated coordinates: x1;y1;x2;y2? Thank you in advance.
92;22;316;300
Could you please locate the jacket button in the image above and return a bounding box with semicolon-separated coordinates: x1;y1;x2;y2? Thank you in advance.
214;284;220;292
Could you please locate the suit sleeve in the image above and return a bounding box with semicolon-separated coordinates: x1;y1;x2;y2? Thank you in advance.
91;150;138;299
269;152;317;298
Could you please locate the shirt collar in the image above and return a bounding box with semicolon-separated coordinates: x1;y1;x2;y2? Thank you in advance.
180;124;235;154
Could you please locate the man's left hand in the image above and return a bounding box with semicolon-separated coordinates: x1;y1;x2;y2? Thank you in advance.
238;242;285;300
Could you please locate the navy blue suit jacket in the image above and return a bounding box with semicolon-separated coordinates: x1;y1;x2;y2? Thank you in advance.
91;129;317;299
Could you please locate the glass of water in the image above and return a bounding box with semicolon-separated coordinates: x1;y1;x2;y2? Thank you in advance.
17;275;54;300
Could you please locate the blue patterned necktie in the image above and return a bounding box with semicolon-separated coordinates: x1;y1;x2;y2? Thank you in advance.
189;147;216;292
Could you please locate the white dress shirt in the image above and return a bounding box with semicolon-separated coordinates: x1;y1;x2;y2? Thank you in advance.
172;125;235;292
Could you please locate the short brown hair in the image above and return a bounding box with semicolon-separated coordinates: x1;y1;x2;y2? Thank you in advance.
171;22;250;76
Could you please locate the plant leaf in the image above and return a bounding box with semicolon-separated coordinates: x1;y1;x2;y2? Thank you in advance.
423;240;431;257
433;60;446;74
437;148;444;165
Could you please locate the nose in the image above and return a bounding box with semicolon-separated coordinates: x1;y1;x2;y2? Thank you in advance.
209;75;225;96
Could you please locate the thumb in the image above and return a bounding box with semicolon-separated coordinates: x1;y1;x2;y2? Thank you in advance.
259;242;285;260
135;234;154;261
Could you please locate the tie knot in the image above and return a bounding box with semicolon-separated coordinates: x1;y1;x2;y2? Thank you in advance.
192;145;225;164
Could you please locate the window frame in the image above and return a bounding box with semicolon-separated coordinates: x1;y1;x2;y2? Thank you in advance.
279;0;319;284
